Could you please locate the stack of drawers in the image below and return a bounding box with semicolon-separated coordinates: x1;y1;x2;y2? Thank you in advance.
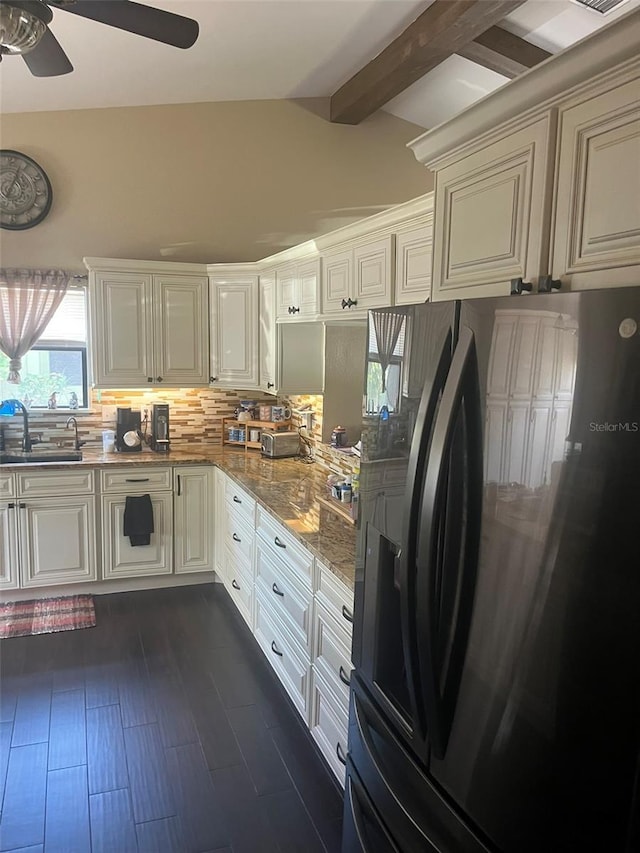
311;562;354;784
254;506;314;720
221;477;256;628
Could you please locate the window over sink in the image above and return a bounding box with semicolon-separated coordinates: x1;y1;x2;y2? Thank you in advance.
0;287;89;409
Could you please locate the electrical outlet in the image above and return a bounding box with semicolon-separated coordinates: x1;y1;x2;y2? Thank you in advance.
102;405;116;423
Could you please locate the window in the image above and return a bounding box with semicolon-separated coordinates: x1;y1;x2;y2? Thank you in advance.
365;317;406;415
0;287;89;409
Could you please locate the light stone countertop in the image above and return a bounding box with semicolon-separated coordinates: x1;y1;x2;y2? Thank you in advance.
0;443;357;589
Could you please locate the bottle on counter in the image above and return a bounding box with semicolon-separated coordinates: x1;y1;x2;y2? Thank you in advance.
340;479;352;504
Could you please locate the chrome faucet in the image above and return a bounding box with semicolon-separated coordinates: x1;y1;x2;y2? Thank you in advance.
65;416;86;451
0;399;34;452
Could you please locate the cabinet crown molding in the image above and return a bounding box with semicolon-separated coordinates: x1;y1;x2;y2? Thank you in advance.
84;257;206;276
408;7;640;169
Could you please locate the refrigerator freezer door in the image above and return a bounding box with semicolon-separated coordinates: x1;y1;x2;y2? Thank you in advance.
429;288;640;852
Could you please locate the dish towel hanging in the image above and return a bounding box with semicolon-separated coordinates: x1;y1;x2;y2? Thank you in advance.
123;494;154;546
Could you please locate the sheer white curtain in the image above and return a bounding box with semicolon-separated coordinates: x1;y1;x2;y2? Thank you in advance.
371;310;405;391
0;269;71;383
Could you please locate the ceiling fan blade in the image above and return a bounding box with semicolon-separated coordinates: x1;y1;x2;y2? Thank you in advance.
22;27;73;76
52;1;199;49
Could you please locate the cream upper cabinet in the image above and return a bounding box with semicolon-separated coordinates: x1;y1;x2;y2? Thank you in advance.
209;274;259;388
87;261;209;388
259;270;277;394
394;218;433;305
153;276;210;386
431;115;555;301
322;236;394;315
275;258;320;320
321;248;352;315
551;73;640;290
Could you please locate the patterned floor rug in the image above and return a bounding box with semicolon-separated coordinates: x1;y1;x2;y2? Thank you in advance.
0;594;96;639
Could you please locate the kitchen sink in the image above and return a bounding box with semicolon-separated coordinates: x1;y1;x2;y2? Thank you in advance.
0;450;83;465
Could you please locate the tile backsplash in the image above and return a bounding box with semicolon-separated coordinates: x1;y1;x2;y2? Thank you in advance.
0;387;360;478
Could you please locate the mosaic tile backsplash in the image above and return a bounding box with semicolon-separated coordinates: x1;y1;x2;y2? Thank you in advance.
0;387;360;478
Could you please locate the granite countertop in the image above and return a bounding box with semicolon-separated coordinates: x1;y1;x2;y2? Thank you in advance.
0;443;357;589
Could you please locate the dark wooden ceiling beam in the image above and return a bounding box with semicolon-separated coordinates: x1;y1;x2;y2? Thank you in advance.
458;26;552;78
330;0;527;125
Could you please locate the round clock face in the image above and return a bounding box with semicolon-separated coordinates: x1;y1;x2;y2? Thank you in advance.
0;150;53;231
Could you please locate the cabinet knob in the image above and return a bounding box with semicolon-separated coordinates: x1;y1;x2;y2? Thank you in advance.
147;377;153;383
231;579;240;590
538;275;562;293
267;382;274;389
341;298;348;310
210;376;218;383
156;376;163;383
348;298;358;308
510;278;533;295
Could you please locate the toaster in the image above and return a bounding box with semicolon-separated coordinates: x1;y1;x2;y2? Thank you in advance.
261;430;300;458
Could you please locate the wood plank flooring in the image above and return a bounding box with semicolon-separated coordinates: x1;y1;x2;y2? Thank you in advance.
0;584;344;853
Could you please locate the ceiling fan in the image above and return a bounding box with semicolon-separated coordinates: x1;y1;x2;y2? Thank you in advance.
0;0;199;76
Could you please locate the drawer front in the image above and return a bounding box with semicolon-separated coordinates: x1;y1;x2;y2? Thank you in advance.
224;550;254;630
223;505;254;569
0;473;15;500
316;561;354;639
254;591;310;722
310;668;349;787
256;506;313;588
18;468;95;497
313;599;352;710
224;476;256;525
256;541;312;657
100;466;172;493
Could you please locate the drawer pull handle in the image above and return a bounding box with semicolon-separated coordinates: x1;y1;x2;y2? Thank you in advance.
19;502;26;509
274;536;286;549
125;478;150;483
231;579;241;590
233;495;242;504
271;640;283;657
339;666;351;687
336;742;347;766
272;582;284;597
232;533;241;542
7;502;15;509
342;604;353;623
177;475;181;496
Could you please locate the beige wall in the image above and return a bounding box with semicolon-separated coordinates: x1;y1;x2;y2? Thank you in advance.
0;98;431;270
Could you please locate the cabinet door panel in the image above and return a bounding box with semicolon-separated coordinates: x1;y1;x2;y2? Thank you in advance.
525;403;553;489
91;272;153;387
210;277;259;387
432;116;553;300
552;77;640;288
102;492;172;579
174;467;213;574
486;312;518;397
510;316;540;400
353;235;393;309
154;276;209;386
298;258;320;316
309;668;348;787
395;222;433;305
0;503;19;589
484;401;508;484
532;318;558;399
504;402;530;486
322;250;352;315
259;272;277;393
21;497;97;588
276;266;297;319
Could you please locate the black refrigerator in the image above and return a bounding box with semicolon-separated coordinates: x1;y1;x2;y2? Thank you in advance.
343;288;640;853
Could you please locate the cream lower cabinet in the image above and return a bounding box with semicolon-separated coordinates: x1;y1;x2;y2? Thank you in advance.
101;468;174;580
174;466;214;574
209;274;259;389
85;260;210;388
1;470;97;589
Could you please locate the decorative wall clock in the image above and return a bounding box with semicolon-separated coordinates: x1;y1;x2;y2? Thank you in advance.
0;150;52;230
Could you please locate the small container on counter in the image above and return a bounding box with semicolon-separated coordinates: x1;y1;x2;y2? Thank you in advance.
340;480;352;503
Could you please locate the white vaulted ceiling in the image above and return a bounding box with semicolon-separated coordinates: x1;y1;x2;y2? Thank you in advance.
1;0;638;127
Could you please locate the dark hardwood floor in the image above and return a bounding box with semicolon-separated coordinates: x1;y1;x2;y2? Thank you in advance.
0;584;344;853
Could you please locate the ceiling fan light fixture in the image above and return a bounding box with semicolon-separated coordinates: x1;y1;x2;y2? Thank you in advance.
0;1;51;56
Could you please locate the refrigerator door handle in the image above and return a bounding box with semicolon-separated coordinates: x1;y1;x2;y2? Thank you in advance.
416;325;483;761
398;330;453;738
